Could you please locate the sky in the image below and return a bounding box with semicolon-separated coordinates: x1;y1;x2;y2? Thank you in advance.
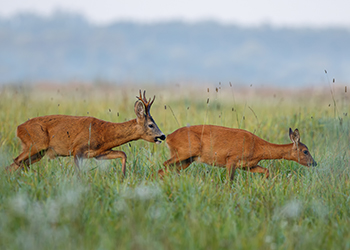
1;0;350;28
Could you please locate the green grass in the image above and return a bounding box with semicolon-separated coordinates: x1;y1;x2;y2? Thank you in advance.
0;83;349;249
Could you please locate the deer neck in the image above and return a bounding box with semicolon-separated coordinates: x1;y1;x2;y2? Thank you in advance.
259;140;294;161
103;119;141;148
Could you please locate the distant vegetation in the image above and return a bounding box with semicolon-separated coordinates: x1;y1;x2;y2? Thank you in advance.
0;12;350;85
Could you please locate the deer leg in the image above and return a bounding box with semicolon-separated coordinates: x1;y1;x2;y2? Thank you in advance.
176;159;193;172
244;165;269;178
161;148;197;173
23;151;46;166
225;165;236;181
73;154;82;172
5;163;20;172
159;158;193;178
224;159;237;181
95;150;127;176
7;149;46;172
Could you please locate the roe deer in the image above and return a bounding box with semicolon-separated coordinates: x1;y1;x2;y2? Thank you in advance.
6;90;166;175
159;125;316;180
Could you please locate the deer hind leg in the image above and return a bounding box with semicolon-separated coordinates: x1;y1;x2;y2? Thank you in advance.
161;131;201;178
8;125;49;172
161;141;200;178
159;157;194;178
244;165;269;178
23;150;46;166
5;163;20;172
7;148;47;172
95;150;127;176
13;147;46;169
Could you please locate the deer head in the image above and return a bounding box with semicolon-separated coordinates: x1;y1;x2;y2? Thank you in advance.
134;90;166;144
289;128;317;167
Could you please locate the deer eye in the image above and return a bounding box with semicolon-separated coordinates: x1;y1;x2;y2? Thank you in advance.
303;150;308;155
148;124;154;129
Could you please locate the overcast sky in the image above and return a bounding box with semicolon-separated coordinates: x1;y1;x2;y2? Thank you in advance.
1;0;350;28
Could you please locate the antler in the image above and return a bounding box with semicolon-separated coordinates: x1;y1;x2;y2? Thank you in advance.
136;90;155;115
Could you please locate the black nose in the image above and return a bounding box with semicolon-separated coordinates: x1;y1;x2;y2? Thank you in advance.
311;161;317;167
157;135;166;141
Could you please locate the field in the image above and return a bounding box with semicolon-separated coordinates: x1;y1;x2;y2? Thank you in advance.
0;82;349;250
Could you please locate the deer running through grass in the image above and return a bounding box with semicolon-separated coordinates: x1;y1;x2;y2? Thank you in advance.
159;125;316;180
5;90;166;175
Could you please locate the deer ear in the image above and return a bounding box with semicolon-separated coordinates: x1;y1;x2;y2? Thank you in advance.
134;101;145;120
289;128;300;145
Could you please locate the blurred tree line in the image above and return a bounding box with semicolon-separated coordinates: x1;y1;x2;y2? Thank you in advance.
0;11;349;85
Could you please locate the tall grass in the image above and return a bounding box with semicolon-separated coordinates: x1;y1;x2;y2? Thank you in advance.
0;83;349;249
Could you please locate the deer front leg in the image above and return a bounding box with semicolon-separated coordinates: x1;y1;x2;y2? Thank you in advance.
244;165;269;178
225;164;236;181
95;150;127;176
224;160;237;181
74;154;82;172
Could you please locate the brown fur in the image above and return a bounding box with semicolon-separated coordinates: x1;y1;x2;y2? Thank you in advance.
160;125;317;180
6;91;165;175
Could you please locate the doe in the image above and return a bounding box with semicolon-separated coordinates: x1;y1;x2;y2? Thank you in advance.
159;125;316;180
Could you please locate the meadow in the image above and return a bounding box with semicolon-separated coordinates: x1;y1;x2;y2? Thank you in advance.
0;82;349;250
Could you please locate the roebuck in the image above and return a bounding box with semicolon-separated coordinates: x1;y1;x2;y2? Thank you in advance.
159;125;316;180
6;90;165;175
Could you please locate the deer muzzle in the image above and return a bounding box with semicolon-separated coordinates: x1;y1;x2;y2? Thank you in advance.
155;134;166;144
308;160;317;167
